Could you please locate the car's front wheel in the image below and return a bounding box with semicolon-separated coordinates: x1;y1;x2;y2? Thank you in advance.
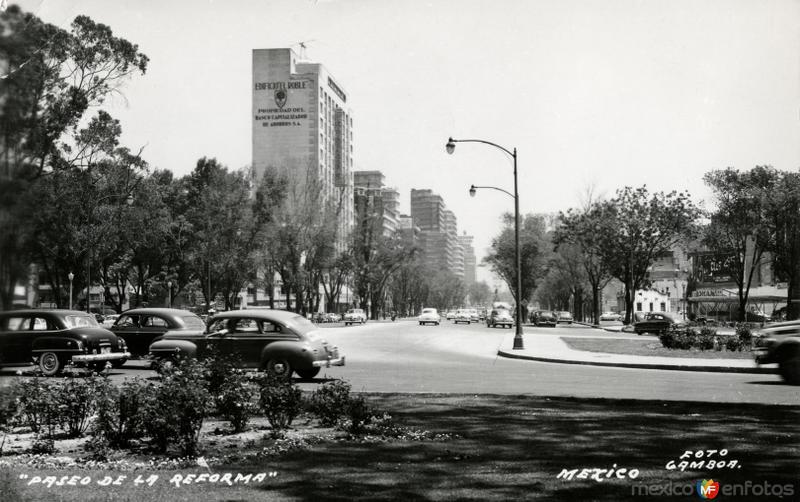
779;355;800;385
265;358;293;379
296;367;321;379
38;352;63;376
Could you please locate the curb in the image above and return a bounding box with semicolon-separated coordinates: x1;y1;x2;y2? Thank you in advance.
497;349;777;374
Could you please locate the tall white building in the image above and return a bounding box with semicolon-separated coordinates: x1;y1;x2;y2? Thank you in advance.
252;48;354;249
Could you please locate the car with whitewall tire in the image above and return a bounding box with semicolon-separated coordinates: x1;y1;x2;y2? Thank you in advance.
418;308;441;326
0;309;130;376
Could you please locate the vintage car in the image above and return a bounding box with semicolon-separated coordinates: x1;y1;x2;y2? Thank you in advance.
0;309;129;376
600;311;622;322
633;312;685;335
487;308;514;329
753;320;800;385
148;309;345;379
530;310;557;327
453;309;472;324
556;311;574;324
445;310;456;320
111;308;206;360
343;308;367;326
418;308;441;326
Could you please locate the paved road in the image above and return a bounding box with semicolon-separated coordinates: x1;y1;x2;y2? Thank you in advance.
2;320;797;405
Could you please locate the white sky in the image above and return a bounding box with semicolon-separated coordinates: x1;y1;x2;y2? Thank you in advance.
16;0;800;288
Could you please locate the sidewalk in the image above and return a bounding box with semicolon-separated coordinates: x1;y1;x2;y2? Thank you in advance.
497;331;777;374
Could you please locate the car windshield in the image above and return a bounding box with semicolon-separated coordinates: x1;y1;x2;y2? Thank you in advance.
181;316;206;330
347;309;364;314
63;314;100;329
285;315;317;335
422;309;436;314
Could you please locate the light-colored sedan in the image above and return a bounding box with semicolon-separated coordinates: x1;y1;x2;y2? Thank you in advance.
454;309;472;324
418;308;441;326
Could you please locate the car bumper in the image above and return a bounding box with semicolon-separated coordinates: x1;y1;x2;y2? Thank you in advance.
313;355;346;368
71;351;130;363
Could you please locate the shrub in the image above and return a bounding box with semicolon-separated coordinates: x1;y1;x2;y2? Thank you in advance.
258;374;303;431
92;376;151;449
12;378;61;438
215;370;258;433
337;394;375;435
142;358;210;456
58;375;100;438
307;379;352;427
725;336;743;352
203;351;244;397
736;323;753;347
30;435;55;455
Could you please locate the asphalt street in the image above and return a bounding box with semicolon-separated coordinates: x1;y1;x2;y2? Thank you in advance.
5;319;793;405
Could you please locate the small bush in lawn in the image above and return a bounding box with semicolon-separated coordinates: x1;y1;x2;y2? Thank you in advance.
258;374;303;431
203;350;244;397
12;378;61;438
695;332;716;351
92;376;150;449
142;358;210;456
736;323;753;347
337;394;375;435
307;379;352;427
29;435;55;455
725;336;743;352
0;386;17;454
58;374;100;438
215;370;258;433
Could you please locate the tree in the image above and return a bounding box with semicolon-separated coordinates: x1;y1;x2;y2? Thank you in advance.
595;186;700;324
765;171;800;320
483;213;550;322
0;6;148;309
703;166;779;321
466;281;491;307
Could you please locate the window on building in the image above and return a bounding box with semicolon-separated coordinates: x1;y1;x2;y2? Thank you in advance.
636;302;642;312
649;302;654;312
660;302;666;311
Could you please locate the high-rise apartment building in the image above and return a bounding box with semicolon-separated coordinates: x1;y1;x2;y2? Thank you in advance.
458;233;477;287
354;170;400;237
252;48;354;249
410;189;465;276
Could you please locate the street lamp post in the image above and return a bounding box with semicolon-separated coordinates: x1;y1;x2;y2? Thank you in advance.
68;272;74;310
167;280;172;308
446;137;524;350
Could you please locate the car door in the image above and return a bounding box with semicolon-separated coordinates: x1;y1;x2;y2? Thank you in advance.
0;315;32;364
138;315;171;354
220;317;286;368
111;314;142;355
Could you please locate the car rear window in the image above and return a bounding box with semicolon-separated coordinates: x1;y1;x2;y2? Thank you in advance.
181;316;206;330
64;315;100;329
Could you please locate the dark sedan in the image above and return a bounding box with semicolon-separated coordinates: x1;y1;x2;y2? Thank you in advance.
530;310;557;327
148;309;345;379
0;309;129;376
633;312;685;335
110;308;206;361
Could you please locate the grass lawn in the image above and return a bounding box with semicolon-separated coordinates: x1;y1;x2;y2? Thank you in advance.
3;394;798;501
562;337;754;359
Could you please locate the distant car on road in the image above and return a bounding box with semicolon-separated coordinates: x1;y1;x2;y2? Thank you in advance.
557;311;574;324
468;309;480;323
445;310;456;320
633;312;685;335
454;309;472;325
418;308;441;326
148;309;345;379
0;309;129;376
487;308;514;329
111;308;206;361
600;312;622;322
530;310;557;327
343;308;367;325
754;320;800;385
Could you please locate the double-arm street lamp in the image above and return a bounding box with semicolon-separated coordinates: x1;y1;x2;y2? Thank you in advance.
446;137;524;350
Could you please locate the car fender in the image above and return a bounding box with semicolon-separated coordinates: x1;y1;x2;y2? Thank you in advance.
31;337;83;355
261;341;313;370
148;339;198;359
773;339;800;362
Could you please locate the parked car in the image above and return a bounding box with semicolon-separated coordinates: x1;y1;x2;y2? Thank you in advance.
633;312;685;335
487;308;514;329
418;308;441;326
468;309;481;323
530;310;557;327
753;320;800;385
326;312;342;323
600;312;622;322
454;309;472;324
148;309;345;379
556;311;574;324
110;308;206;361
445;310;456;320
343;308;367;325
101;314;120;328
0;309;130;376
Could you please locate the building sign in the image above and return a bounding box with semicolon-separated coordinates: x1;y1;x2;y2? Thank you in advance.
253;80;310;127
692;253;737;284
692;288;734;298
327;76;347;102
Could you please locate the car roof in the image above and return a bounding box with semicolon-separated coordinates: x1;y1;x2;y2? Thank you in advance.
0;309;93;317
121;308;200;317
211;309;305;322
